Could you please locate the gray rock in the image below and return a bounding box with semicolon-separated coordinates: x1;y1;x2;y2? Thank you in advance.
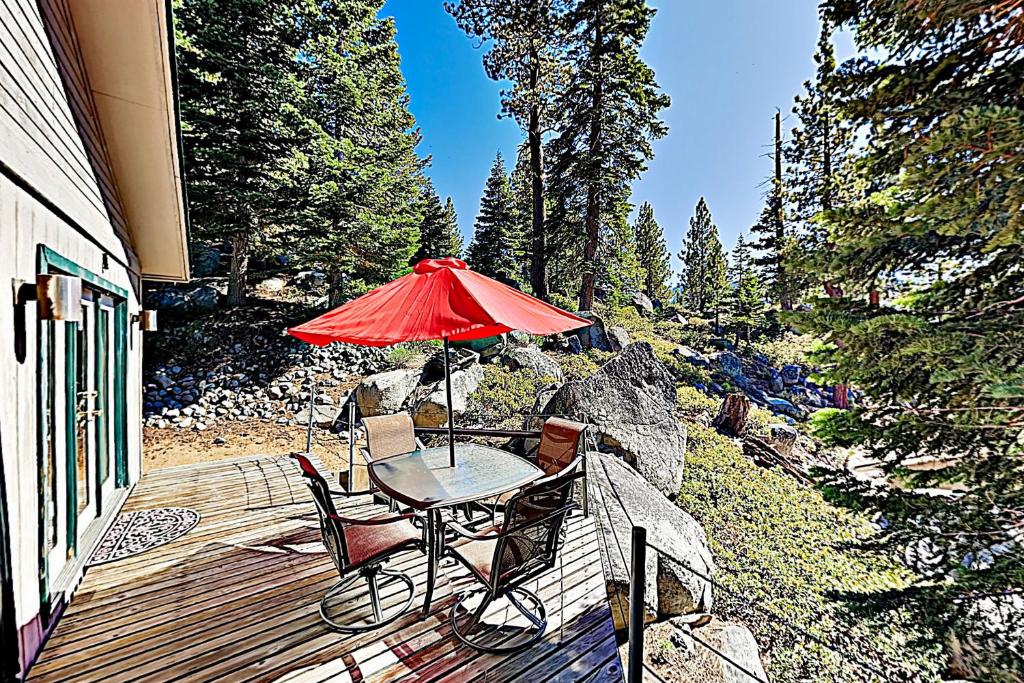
630;291;655;315
766;396;802;419
292;270;327;289
575;311;612;352
258;277;287;293
502;346;564;382
154;374;174;390
189;242;221;277
542;343;686;496
768;369;784;394
781;364;802;386
669;618;768;683
587;452;714;629
606;326;631;352
713;352;744;380
766;424;799;456
354;368;421;417
948;593;1024;681
566;335;583;355
674;346;710;369
414;364;485;428
183;283;219;311
145;287;192;312
295;404;337;426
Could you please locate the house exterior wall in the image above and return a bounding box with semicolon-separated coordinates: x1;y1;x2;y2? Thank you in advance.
0;0;146;673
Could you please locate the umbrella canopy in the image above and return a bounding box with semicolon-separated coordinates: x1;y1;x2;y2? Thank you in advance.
288;257;589;347
288;258;589;467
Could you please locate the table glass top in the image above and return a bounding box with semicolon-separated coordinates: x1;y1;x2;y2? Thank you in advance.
367;444;542;509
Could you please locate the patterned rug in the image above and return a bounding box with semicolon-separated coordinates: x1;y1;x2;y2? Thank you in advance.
88;507;200;566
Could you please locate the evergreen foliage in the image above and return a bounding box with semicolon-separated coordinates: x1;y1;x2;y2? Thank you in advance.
749;112;791;310
465;152;522;283
729;234;766;342
633;201;671;302
546;0;669;310
414;179;463;262
596;204;644;306
790;0;1024;647
175;0;309;305
445;0;571;299
679;198;729;317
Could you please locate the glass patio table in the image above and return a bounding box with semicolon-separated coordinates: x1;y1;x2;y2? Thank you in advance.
366;444;543;616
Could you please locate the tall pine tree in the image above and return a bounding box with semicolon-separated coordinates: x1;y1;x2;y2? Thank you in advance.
679;197;728;318
750;111;791;310
728;234;765;343
414;178;463;262
633;201;671;302
792;1;1024;646
547;0;669;310
295;1;424;305
466;152;521;282
597;202;644;306
175;0;309;305
445;0;570;299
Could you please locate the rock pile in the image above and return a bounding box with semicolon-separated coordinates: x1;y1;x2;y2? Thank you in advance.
144;337;388;430
678;343;849;422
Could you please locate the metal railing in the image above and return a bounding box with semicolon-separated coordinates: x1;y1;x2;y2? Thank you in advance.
625;525;902;683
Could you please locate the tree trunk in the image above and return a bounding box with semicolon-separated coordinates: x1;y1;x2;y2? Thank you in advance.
328;271;346;308
226;231;250;307
713;393;750;437
833;383;849;409
774;110;791;311
578;8;603;312
528;51;548;300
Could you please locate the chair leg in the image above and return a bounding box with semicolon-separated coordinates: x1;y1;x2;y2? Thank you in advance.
319;565;416;633
451;587;547;654
366;570;384;622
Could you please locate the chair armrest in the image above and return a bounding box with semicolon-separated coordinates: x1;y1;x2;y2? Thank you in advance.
328;511;418;526
445;520;498;541
328;488;380;498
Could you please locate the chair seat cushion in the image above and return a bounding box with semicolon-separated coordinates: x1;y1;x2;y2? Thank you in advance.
344;516;420;568
449;526;501;583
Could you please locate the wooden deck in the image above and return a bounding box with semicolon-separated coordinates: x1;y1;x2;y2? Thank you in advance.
28;455;623;683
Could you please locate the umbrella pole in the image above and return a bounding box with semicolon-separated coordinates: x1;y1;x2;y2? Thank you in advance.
444;336;455;467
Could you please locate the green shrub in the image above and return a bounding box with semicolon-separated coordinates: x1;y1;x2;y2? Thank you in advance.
677;423;944;682
807;408;863;447
468;365;556;425
554;353;600;382
386;345;413;367
745;404;777;439
751;331;816;367
677;386;719;421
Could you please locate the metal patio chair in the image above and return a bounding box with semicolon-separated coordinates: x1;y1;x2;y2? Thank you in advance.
491;417;588;522
361;413;424;511
291;452;423;633
443;459;584;653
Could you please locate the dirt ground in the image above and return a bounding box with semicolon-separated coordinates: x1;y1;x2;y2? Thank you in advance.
142;421;352;473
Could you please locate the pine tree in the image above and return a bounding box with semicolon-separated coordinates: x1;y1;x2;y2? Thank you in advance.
414;178;463;262
294;1;425;304
633;201;671;302
465;152;520;282
547;0;669;310
679;197;728;318
785;20;855;299
794;0;1024;630
175;0;310;305
728;234;765;343
446;0;571;299
509;150;535;286
597;202;643;306
750;111;790;310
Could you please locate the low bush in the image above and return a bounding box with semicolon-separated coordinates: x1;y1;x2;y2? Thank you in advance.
751;331;816;367
468;365;556;425
677;423;944;682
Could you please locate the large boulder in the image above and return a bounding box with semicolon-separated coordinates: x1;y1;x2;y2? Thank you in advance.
948;593;1024;682
145;287;191;312
674;346;710;369
765;396;802;419
414;364;485;427
183;283;219;311
575;311;612;352
542;342;686;496
354;368;421;417
655;617;769;683
189;242;221;277
630;291;655;316
606;326;631;352
502;346;564;382
781;364;802;386
588;452;714;630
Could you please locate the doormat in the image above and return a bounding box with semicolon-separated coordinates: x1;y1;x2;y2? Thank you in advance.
88;507;200;566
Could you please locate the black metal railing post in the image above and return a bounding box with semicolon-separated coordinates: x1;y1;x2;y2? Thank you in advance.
628;525;647;683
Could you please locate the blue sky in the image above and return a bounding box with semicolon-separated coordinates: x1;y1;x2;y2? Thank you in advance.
382;0;850;272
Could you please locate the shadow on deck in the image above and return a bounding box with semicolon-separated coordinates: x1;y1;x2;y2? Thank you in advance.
28;455;623;683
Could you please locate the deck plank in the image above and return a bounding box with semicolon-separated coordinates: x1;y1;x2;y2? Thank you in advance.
28;454;623;683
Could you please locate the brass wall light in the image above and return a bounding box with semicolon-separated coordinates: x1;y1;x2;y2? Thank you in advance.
13;274;83;363
132;310;158;332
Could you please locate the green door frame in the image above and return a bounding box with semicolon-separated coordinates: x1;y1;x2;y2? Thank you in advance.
36;246;130;613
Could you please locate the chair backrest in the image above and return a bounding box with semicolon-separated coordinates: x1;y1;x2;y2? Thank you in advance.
362;413;417;462
536;417;587;475
489;460;583;592
291;453;350;573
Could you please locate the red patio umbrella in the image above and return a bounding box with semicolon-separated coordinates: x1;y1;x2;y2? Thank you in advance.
288;257;589;466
